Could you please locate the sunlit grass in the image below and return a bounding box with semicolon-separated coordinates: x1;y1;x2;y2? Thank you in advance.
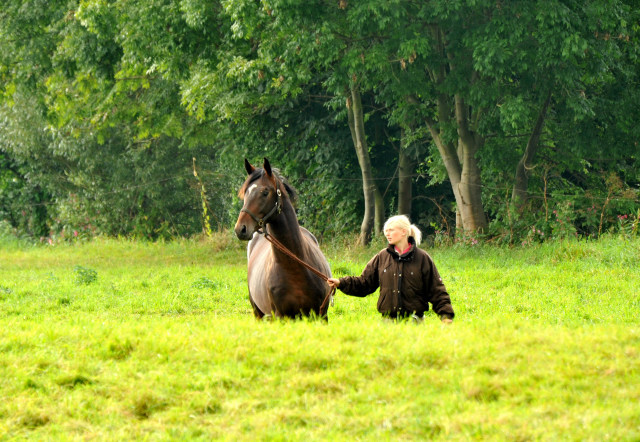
1;234;639;439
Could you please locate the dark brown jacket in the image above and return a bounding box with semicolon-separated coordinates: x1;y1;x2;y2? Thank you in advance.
338;239;454;319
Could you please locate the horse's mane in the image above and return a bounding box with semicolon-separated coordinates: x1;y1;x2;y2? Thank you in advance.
238;167;298;204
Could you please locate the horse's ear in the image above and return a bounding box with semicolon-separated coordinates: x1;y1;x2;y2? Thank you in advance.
263;157;272;177
244;158;255;175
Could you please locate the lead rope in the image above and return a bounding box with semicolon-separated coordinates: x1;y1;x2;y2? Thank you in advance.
258;229;336;314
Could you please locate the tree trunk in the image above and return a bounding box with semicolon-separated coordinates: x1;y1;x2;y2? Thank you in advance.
420;27;487;234
454;94;486;231
397;131;413;216
374;187;384;235
347;85;375;246
425;113;464;233
425;93;487;233
512;91;552;209
457;139;487;232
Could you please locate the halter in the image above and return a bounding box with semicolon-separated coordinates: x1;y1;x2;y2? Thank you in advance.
240;184;283;228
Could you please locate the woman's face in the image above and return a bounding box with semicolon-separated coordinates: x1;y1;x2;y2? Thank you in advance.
384;225;406;246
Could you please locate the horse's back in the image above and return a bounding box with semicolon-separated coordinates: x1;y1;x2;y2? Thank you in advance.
299;227;331;277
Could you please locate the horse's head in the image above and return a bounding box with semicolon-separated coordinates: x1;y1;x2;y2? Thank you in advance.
234;158;288;240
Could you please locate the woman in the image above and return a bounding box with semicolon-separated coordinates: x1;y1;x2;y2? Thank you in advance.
327;215;454;323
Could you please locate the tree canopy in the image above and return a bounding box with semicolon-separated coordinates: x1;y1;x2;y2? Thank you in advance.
1;0;638;243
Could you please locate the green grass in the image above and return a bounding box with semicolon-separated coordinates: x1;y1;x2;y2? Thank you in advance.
1;234;639;440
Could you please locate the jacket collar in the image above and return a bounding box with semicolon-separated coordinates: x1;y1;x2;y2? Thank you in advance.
386;237;416;262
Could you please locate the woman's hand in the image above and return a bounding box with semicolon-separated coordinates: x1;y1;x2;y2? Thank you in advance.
327;278;340;289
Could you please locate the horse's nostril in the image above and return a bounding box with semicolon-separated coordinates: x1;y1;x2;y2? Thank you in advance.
241;225;247;234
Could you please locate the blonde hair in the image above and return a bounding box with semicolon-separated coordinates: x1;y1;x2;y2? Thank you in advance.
383;215;422;246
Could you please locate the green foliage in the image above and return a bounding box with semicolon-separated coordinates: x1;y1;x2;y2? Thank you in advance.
1;0;638;243
483;165;639;245
0;220;28;249
0;154;50;238
73;265;97;285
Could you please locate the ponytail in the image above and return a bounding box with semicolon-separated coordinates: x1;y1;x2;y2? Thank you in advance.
409;224;422;246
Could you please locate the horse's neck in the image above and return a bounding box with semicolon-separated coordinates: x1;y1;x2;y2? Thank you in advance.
267;203;306;257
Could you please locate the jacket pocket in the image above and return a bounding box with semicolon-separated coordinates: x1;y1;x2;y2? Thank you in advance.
402;267;422;292
401;268;429;313
377;288;393;313
379;262;395;289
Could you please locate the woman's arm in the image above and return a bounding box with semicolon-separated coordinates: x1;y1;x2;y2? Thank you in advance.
328;253;381;297
423;255;455;320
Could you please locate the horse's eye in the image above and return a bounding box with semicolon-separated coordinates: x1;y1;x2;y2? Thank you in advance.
262;190;269;197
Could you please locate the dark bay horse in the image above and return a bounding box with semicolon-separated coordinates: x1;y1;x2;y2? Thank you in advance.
234;158;333;319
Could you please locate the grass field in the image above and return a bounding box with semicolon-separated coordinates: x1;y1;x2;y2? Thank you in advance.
1;233;639;440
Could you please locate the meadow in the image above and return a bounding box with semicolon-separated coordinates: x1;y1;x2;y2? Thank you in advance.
0;233;639;440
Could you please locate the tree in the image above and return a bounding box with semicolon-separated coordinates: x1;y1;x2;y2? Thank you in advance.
363;0;639;237
0;0;232;237
1;0;637;242
192;0;399;244
346;86;377;244
472;0;639;238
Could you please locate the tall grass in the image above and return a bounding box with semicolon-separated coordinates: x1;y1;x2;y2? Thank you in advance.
1;233;639;440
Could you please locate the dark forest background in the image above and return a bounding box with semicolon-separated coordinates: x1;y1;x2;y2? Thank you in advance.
1;0;638;245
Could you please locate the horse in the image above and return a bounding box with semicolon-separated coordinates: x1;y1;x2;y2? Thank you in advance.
234;158;333;319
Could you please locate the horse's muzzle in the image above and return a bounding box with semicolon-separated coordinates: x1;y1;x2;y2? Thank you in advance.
234;221;254;241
